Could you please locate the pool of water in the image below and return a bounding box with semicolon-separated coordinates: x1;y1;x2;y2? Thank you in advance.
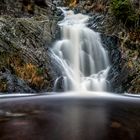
0;92;140;140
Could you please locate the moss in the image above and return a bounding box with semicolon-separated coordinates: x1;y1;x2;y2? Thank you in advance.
15;63;48;90
0;79;7;92
0;51;50;91
110;0;139;29
69;0;78;7
0;51;22;68
121;39;140;93
0;52;8;69
64;0;78;7
0;51;48;90
37;67;44;75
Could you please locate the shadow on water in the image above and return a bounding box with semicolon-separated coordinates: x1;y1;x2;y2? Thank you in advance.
0;92;140;140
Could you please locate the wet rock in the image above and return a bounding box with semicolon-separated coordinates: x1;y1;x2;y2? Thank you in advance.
120;39;140;93
0;69;34;93
100;34;122;92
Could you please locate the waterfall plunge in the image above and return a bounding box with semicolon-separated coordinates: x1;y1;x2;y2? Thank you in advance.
52;9;110;92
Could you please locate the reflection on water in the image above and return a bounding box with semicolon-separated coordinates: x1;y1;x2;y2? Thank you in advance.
61;106;107;140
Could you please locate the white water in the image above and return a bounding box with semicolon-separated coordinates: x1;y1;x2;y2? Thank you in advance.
52;9;110;92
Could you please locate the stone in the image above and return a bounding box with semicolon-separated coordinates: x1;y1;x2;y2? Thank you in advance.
0;0;62;93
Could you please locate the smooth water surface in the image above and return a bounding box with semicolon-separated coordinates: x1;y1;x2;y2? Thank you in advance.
0;93;140;140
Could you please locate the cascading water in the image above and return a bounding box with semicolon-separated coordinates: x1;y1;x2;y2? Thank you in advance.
52;9;110;92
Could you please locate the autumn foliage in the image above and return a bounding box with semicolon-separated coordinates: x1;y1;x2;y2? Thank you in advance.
15;63;46;89
7;54;47;89
69;0;77;7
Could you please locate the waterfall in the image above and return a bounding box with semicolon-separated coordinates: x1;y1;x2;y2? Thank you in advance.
52;9;110;92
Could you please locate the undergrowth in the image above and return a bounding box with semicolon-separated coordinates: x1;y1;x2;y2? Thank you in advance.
110;0;139;29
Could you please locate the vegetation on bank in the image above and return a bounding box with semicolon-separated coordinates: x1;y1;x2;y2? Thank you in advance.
110;0;140;93
110;0;139;29
0;2;56;93
0;52;48;92
16;63;48;90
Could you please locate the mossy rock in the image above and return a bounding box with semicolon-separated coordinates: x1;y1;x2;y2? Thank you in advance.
0;10;59;93
110;0;140;29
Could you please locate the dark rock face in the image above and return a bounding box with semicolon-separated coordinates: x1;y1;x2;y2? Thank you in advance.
0;69;34;93
0;0;63;93
100;35;122;93
120;37;140;93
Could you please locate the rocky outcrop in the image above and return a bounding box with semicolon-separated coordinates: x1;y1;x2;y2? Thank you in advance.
120;32;140;93
0;0;63;93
